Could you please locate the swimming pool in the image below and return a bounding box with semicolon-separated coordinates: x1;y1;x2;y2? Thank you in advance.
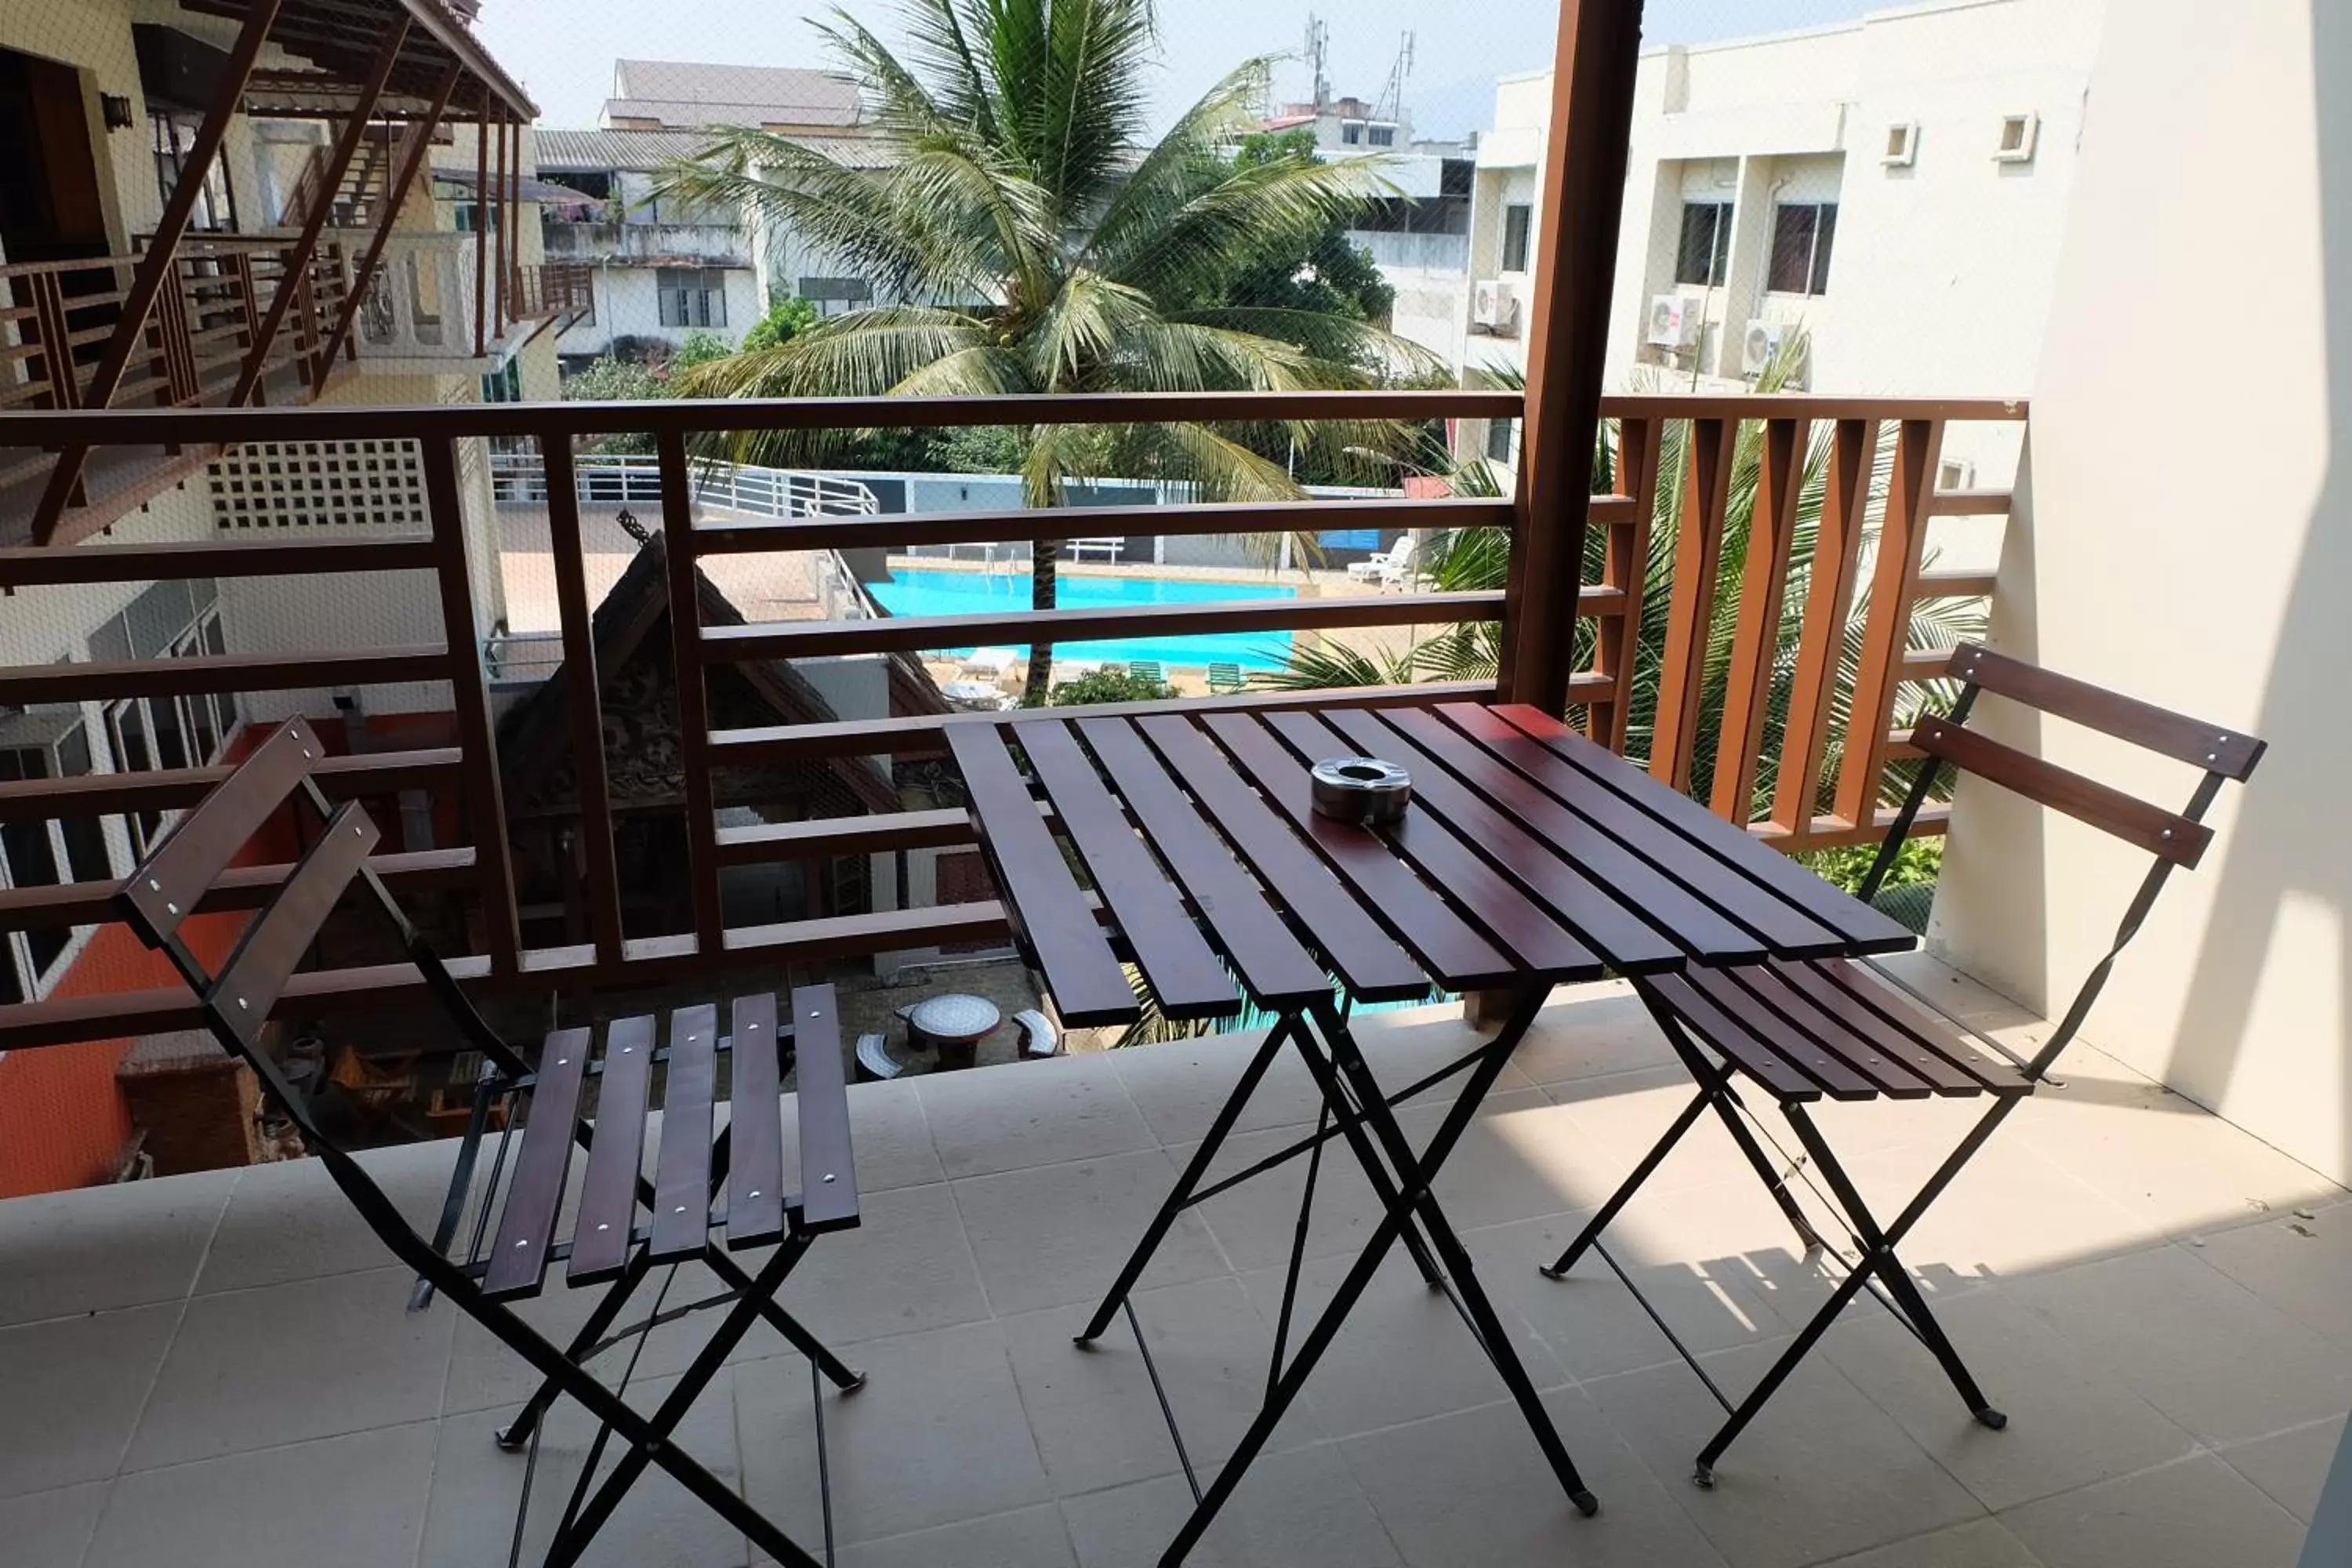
868;568;1298;670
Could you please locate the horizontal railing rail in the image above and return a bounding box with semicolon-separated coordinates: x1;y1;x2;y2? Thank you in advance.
0;387;2024;1050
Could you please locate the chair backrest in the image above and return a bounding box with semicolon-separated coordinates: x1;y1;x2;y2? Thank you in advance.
1873;641;2265;1076
114;717;524;1150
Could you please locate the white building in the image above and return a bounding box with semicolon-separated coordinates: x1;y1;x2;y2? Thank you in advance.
1262;96;1478;368
1460;0;2107;488
535;62;890;361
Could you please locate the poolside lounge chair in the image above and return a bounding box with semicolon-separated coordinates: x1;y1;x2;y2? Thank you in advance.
1207;662;1247;694
1127;660;1163;687
960;648;1021;678
1345;535;1416;586
1069;537;1127;562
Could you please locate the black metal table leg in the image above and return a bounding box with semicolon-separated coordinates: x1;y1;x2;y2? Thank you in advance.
1308;993;1598;1518
1149;985;1597;1565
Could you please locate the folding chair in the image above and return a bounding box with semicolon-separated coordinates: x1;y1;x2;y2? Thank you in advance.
1540;641;2264;1486
115;718;869;1568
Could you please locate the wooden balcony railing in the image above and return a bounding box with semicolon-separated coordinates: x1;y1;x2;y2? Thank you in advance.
0;240;353;419
0;388;2023;1049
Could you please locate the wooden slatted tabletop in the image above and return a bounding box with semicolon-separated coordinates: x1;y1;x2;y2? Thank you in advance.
946;702;1916;1027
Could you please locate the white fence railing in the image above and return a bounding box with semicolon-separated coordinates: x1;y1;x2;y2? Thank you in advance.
489;452;880;519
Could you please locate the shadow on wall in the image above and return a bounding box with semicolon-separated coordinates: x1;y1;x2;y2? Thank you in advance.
2166;0;2352;1184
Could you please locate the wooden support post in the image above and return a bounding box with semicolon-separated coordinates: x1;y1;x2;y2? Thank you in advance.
1497;0;1647;712
312;64;462;376
472;111;490;358
230;20;408;406
29;0;282;543
1710;416;1811;822
421;437;521;974
506;114;523;310
659;429;726;953
491;113;509;339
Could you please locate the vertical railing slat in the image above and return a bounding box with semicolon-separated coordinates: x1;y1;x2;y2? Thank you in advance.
1587;413;1659;752
1648;416;1737;792
421;437;521;972
541;437;628;965
1770;417;1876;839
1709;416;1809;822
1832;416;1946;833
659;429;726;953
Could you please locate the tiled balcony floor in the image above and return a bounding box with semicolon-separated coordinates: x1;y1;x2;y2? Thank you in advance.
2;959;2345;1567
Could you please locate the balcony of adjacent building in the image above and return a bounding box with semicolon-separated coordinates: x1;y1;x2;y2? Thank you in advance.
0;0;583;549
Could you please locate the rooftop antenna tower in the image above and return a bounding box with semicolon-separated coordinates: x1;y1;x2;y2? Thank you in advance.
1304;13;1330;114
1373;31;1415;125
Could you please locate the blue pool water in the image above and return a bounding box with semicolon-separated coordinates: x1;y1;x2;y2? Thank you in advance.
869;568;1298;670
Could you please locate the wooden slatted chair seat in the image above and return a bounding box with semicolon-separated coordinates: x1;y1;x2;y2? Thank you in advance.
114;718;869;1568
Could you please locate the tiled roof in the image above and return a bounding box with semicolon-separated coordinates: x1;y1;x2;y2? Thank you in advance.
605;58;864;129
530;127;893;174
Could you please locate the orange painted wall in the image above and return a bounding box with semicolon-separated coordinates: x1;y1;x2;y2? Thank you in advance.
0;710;462;1196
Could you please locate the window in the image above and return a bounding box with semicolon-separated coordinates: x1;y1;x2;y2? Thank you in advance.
0;710;116;1002
1675;201;1733;288
1994;111;2039;163
1341;122;1363;146
90;583;239;858
1501;204;1534;273
1367;125;1396;147
1767;202;1838;296
1486;416;1517;464
657;267;728;328
151;107;236;231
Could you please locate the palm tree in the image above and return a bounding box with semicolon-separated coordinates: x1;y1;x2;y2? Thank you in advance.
654;0;1438;702
1262;337;1987;827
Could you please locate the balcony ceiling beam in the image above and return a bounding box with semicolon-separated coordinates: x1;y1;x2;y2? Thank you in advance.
310;60;462;375
1500;0;1646;710
27;0;285;546
228;16;410;407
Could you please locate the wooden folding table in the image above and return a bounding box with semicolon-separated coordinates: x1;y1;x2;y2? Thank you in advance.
946;700;1915;1564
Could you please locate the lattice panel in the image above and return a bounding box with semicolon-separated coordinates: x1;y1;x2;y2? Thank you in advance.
208;440;427;529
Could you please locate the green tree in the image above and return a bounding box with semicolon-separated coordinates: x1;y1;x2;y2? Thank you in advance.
740;295;821;354
655;0;1436;703
1192;130;1395;327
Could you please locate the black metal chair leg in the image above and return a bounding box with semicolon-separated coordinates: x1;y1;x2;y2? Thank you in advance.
542;1236;820;1568
702;1242;866;1392
1693;1098;2024;1483
1543;1083;1714;1278
1782;1105;2004;1426
1644;983;1825;1254
496;1250;658;1451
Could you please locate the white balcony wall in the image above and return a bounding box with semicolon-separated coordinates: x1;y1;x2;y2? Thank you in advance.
560;265;760;357
1936;1;2352;1188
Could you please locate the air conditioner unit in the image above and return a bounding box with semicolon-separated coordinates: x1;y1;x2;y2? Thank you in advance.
1472;278;1519;336
1741;318;1786;376
1646;293;1701;350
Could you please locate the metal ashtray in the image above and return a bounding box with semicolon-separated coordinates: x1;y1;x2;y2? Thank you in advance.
1309;757;1413;826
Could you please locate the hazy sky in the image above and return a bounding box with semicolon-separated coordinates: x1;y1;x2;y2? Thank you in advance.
477;0;1880;138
